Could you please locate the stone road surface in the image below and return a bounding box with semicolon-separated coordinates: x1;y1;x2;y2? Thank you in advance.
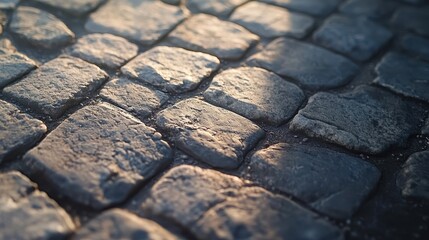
0;0;429;240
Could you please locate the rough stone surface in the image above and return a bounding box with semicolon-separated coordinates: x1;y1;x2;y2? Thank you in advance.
0;171;75;240
397;151;429;200
423;118;429;135
100;78;169;118
24;103;172;209
72;209;179;240
246;143;380;219
313;15;392;61
290;86;420;154
3;56;108;118
139;165;343;240
32;0;105;15
0;100;47;164
0;38;16;53
230;1;315;39
0;52;36;88
204;67;305;126
339;0;396;19
0;0;19;9
391;7;429;37
247;37;358;90
186;0;247;17
156;98;264;169
68;33;138;69
374;52;429;103
399;34;429;62
10;7;75;48
85;0;186;45
261;0;341;16
168;14;259;60
121;46;220;93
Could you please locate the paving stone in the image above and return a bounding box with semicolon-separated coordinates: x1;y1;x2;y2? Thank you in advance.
72;209;179;240
204;67;305;126
156;98;264;169
3;56;108;118
162;0;180;5
247;37;358;90
24;103;172;209
423;118;429;135
0;171;75;240
85;0;186;45
391;7;429;37
230;1;315;39
0;52;37;88
0;38;16;53
260;0;342;16
399;34;429;62
139;165;343;240
68;33;138;69
374;52;429;103
32;0;106;16
397;151;429;200
290;86;420;154
168;14;259;60
121;46;220;93
0;100;46;164
339;0;396;19
100;78;169;118
313;15;392;61
246;143;380;219
0;0;19;9
10;7;75;48
186;0;247;17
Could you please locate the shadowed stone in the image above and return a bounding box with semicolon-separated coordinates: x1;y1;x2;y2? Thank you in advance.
85;0;186;45
399;34;429;62
186;0;247;17
204;67;305;125
24;103;173;209
0;0;19;9
290;86;420;154
0;52;36;88
156;98;264;169
374;52;429;103
10;7;74;48
162;0;179;5
397;151;429;200
230;1;315;38
247;37;358;90
391;7;429;37
339;0;396;19
0;100;46;164
260;0;341;16
3;56;108;118
246;143;380;219
423;118;429;135
168;14;259;60
121;46;220;93
32;0;105;16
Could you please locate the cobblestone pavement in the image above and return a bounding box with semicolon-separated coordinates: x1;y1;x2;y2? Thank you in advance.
1;0;429;239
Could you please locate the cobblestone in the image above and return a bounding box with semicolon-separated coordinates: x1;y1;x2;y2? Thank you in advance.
397;151;429;200
423;118;429;135
339;0;395;19
32;0;105;16
261;0;342;16
186;0;247;17
399;34;429;62
391;7;429;37
0;0;18;9
0;51;36;88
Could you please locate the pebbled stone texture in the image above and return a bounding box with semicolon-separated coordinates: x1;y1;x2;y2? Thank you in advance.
339;0;396;19
3;56;108;118
374;52;429;103
313;15;392;61
230;1;315;39
67;33;138;69
10;7;75;48
203;67;305;126
121;46;220;93
156;98;265;169
0;0;19;9
260;0;341;16
0;171;75;240
399;34;429;62
0;100;47;164
0;51;36;88
397;151;429;200
247;37;358;90
32;0;106;16
168;14;259;60
186;0;247;17
290;86;420;154
24;103;173;209
85;0;186;45
246;143;380;219
391;7;429;38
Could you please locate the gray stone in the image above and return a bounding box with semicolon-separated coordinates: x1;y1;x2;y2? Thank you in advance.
204;67;305;126
230;1;315;39
0;171;75;240
374;52;429;103
68;33;138;69
10;7;75;48
0;0;19;9
397;151;429;200
3;56;108;118
260;0;341;16
313;15;392;61
0;52;37;88
156;98;264;169
139;165;343;240
246;143;380;219
391;7;429;38
339;0;396;19
423;118;429;135
121;46;220;93
100;78;169;118
32;0;105;16
24;103;172;209
290;86;420;154
168;14;259;60
186;0;247;17
399;34;429;62
72;209;179;240
85;0;186;45
247;37;358;90
0;100;47;163
162;0;180;5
